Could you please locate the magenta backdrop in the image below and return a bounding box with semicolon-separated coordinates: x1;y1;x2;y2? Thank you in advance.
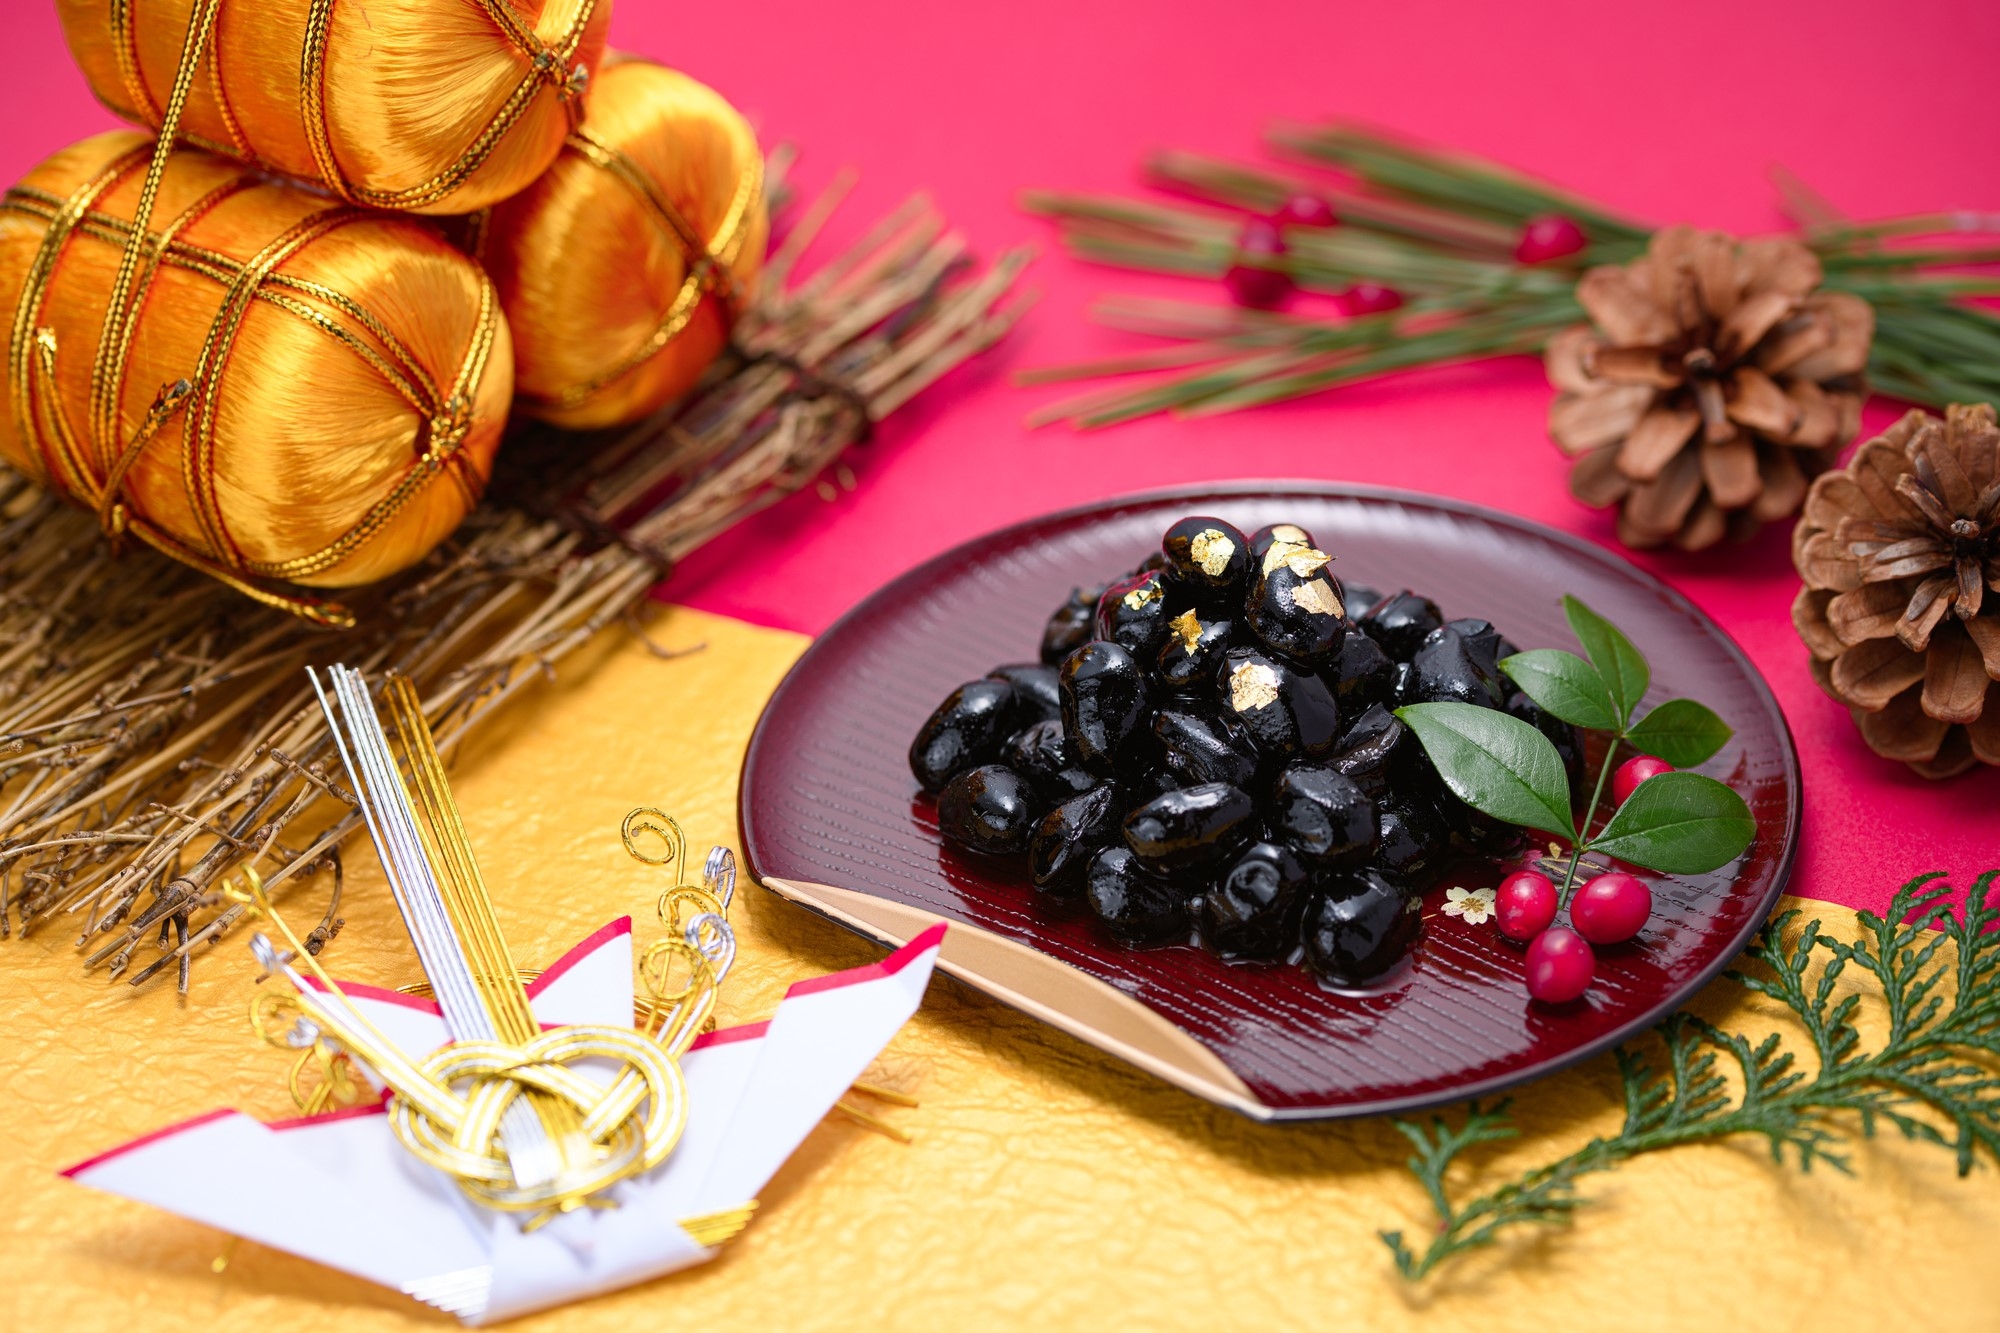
3;1;1997;913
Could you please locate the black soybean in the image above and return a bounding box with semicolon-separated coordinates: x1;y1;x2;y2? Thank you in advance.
1086;846;1190;945
937;765;1036;855
1156;609;1235;693
987;662;1063;722
1270;764;1377;867
1248;522;1317;565
1304;869;1422;984
1040;586;1103;666
1153;706;1261;791
1360;590;1444;661
1161;515;1250;603
1030;785;1123;898
909;679;1017;794
1060;640;1153;775
1325;622;1394;712
1095;569;1177;661
1203;841;1309;961
1375;797;1450;887
1409;624;1505;708
1219;646;1340;764
1003;719;1099;802
1246;543;1346;664
1123;781;1255;873
1445;618;1507;679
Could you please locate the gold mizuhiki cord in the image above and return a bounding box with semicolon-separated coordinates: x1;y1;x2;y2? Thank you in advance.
229;665;756;1232
523;125;762;413
296;0;599;210
3;0;503;627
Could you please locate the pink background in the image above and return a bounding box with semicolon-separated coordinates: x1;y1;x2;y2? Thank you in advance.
4;1;1998;913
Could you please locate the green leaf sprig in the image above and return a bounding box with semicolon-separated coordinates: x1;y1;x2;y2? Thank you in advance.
1395;595;1753;898
1380;869;2000;1279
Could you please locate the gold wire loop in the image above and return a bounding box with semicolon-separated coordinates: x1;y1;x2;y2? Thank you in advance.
621;806;685;869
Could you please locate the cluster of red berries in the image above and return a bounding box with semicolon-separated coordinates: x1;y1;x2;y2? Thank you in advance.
1224;201;1588;313
1495;754;1674;1004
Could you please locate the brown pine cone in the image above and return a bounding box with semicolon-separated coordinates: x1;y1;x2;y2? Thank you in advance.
1792;403;2000;778
1546;225;1873;550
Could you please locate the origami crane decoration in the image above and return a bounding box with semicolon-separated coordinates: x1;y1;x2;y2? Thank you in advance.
61;666;943;1324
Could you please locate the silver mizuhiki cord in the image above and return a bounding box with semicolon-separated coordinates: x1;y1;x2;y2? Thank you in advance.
309;665;559;1189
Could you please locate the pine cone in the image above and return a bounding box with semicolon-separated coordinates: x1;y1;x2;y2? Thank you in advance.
1546;225;1873;550
1792;403;2000;778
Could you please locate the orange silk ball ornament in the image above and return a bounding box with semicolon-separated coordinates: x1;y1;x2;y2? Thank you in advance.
0;131;513;626
55;0;611;216
480;58;767;429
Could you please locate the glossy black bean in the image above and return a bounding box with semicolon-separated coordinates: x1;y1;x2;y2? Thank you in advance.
936;764;1037;855
1375;796;1451;887
1086;846;1190;945
1360;590;1444;661
1248;522;1317;565
1324;622;1394;713
1203;840;1310;961
1040;585;1104;666
1246;545;1347;664
1030;785;1123;898
1156;610;1236;693
1270;764;1378;867
909;679;1017;794
1342;583;1384;619
1389;659;1417;707
1508;689;1586;792
1002;719;1099;802
1303;869;1422;984
1409;624;1505;708
1095;570;1177;661
987;662;1063;722
1123;781;1255;873
1328;703;1425;801
1060;640;1153;775
1132;767;1182;801
1218;646;1341;764
1153;706;1261;790
1445;618;1507;679
1160;515;1250;602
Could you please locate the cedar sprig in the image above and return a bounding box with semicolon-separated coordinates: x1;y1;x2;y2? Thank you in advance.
1023;124;2000;425
1381;868;2000;1280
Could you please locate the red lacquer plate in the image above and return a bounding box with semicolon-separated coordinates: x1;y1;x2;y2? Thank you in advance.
739;485;1800;1120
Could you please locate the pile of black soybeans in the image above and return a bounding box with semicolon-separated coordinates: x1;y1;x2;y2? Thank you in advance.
908;517;1583;986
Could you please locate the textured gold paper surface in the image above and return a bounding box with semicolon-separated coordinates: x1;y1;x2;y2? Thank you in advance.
2;606;1994;1331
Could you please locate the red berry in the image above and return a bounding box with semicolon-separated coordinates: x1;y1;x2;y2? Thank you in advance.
1225;217;1292;309
1611;754;1674;805
1514;214;1587;264
1495;870;1557;941
1525;927;1594;1003
1336;282;1403;316
1571;872;1652;944
1276;194;1337;228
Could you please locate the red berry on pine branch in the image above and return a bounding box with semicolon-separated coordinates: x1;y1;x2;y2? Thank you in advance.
1515;214;1587;264
1225;217;1293;309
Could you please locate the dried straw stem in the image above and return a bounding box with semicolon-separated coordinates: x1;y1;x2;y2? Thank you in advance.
0;175;1027;994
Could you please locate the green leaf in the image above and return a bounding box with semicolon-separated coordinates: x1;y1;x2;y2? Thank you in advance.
1498;649;1618;731
1563;594;1650;727
1625;698;1734;768
1395;702;1575;841
1586;771;1754;874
